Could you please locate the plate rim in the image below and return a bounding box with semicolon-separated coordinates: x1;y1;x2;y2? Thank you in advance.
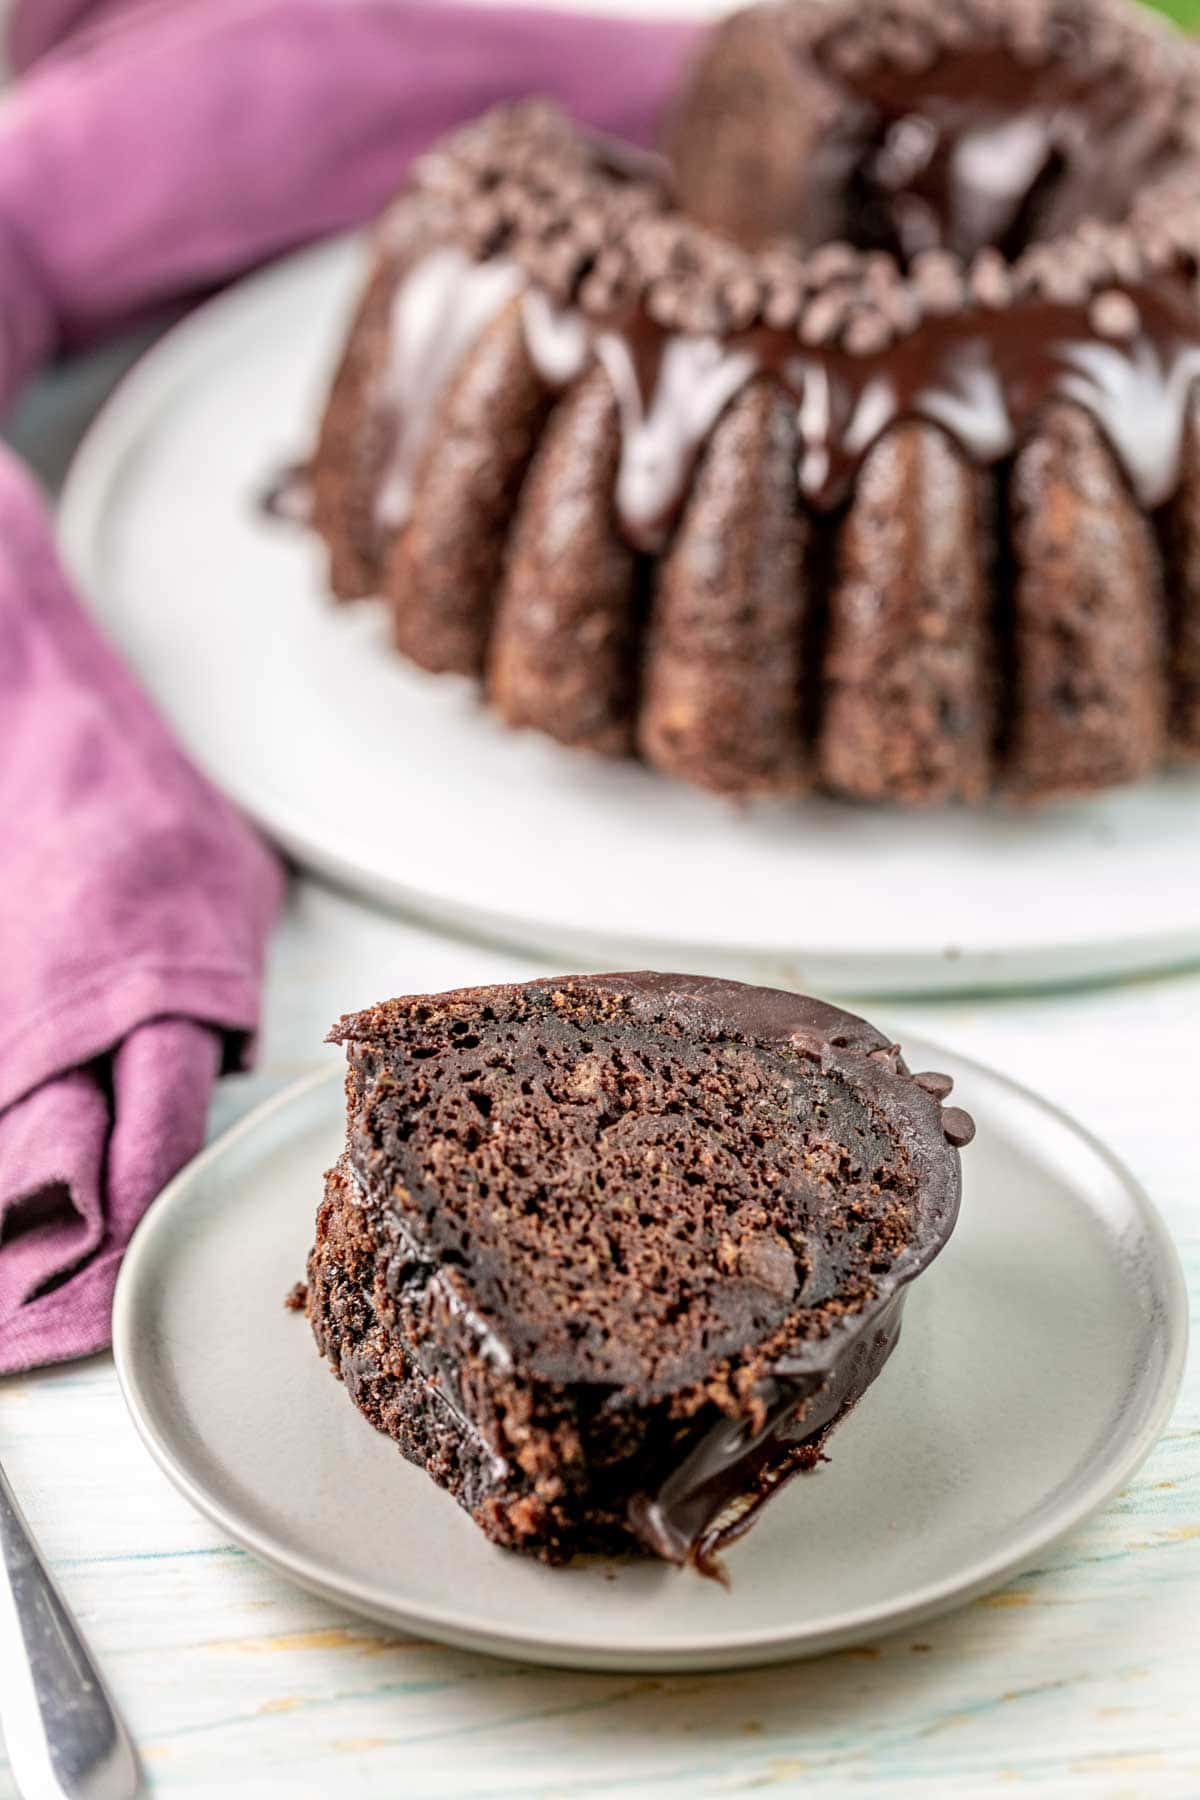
112;1039;1189;1672
56;234;1200;997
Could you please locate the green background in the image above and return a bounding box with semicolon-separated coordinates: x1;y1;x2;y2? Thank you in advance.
1145;0;1200;24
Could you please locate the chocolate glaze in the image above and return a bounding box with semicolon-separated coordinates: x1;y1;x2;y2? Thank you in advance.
336;1261;514;1489
343;1156;517;1377
629;1291;904;1572
789;285;1200;511
828;43;1188;264
589;977;965;1571
305;0;1200;559
375;252;1200;551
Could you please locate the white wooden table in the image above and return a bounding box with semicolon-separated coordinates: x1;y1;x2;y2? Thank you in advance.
2;10;1199;1790
1;863;1197;1798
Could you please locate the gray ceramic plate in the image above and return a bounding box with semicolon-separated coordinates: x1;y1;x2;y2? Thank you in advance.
112;1041;1186;1673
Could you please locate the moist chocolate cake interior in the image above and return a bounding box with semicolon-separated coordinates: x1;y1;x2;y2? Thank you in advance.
349;1002;917;1397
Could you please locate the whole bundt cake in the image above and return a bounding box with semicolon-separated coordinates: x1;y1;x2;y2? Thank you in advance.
303;0;1200;806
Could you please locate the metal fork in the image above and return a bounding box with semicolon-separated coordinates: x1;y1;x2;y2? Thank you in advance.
0;1456;140;1800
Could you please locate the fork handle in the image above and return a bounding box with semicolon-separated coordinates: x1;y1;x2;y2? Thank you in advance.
0;1458;140;1800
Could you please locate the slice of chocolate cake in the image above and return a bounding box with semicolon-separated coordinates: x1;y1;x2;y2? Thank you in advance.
306;975;971;1572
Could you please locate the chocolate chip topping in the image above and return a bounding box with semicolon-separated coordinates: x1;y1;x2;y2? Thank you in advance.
941;1106;977;1148
401;0;1200;364
738;1232;801;1301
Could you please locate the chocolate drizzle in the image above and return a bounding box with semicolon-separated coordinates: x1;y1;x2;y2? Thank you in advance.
777;281;1200;511
371;250;1200;549
631;1295;905;1572
321;0;1200;552
824;40;1191;265
613;280;1200;528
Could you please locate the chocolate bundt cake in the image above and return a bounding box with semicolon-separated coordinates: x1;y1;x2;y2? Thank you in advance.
306;974;971;1570
305;0;1200;806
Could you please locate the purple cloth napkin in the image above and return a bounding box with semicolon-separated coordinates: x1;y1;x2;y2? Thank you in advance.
0;0;694;1372
0;449;283;1371
0;0;697;401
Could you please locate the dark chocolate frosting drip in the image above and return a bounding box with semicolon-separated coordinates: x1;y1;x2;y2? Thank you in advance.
574;278;1200;542
383;257;1200;550
333;0;1200;556
629;1294;906;1572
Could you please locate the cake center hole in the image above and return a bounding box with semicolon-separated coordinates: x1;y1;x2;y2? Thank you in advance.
827;45;1189;263
669;29;1190;265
